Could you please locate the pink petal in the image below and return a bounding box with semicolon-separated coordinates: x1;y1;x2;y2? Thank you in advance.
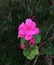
30;28;40;35
25;19;36;29
32;21;36;27
18;30;25;38
35;28;40;34
24;35;32;40
24;30;33;36
25;19;32;25
18;22;25;30
30;21;36;29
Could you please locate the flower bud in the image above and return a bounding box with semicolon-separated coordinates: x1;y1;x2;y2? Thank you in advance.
29;38;35;46
20;44;25;50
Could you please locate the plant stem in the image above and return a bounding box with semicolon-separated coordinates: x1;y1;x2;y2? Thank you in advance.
44;55;52;65
33;56;39;65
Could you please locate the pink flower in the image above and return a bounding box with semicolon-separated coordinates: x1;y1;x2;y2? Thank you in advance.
29;38;35;46
20;44;25;50
17;19;40;40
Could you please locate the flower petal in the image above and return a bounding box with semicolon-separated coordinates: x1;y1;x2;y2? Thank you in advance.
30;28;40;35
25;19;36;29
18;30;25;38
24;35;32;40
32;21;36;27
18;22;25;30
35;28;40;34
25;19;32;25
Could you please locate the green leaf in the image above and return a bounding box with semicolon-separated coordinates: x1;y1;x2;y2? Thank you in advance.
33;35;41;44
23;46;39;60
32;46;39;55
20;38;25;44
23;48;35;60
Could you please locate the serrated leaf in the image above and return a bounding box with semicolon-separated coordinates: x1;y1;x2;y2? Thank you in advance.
23;46;39;60
20;38;25;44
33;35;41;44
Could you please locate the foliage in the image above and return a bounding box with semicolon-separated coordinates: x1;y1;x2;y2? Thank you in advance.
23;46;38;60
20;38;25;44
33;35;41;44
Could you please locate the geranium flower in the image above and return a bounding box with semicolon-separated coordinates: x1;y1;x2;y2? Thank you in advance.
18;19;39;40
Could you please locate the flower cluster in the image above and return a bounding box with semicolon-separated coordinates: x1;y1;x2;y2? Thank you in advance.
17;19;40;49
18;19;39;40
